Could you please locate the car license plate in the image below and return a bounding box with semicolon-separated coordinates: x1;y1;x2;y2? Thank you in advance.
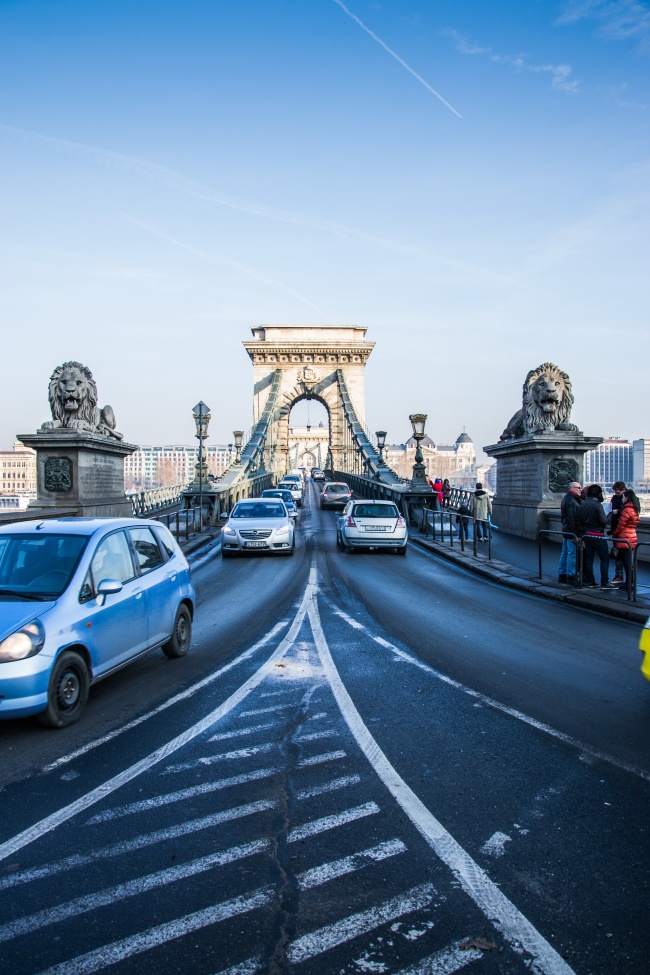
366;525;388;531
244;541;267;548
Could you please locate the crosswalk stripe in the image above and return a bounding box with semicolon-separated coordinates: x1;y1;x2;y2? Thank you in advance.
395;940;484;974
288;802;379;843
208;721;278;741
288;883;437;964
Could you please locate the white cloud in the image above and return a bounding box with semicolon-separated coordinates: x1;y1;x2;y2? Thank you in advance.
557;0;650;50
440;28;580;92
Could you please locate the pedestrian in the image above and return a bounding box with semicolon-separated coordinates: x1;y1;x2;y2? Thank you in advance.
612;488;640;589
456;500;471;539
442;479;452;508
469;482;492;542
558;480;582;584
609;481;626;585
577;484;615;589
432;478;444;507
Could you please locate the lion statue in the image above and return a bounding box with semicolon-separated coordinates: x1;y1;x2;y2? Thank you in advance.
499;362;580;441
40;361;123;440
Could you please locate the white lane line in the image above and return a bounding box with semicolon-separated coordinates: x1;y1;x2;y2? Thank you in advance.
239;704;293;717
0;801;274;892
396;940;484;974
0;577;318;864
288;883;437;965
32;841;406;975
308;711;328;721
295;774;361;800
163;741;277;773
0;839;269;943
42;620;290;773
295;729;338;743
86;754;351;825
299;839;407;889
208;721;277;741
85;767;284;824
299;749;346;766
334;605;650;785
288;802;379;843
36;887;276;975
309;594;577;975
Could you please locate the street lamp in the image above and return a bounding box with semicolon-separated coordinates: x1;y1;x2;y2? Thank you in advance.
233;430;244;465
409;413;430;493
192;401;211;531
375;430;387;466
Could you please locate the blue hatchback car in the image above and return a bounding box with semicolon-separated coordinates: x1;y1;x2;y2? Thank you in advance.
0;517;195;728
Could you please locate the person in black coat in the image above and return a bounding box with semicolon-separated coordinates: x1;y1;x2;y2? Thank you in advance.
558;481;581;583
577;484;615;589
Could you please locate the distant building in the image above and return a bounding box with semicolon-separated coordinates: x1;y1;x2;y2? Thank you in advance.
633;439;650;490
0;441;36;497
124;444;232;491
584;438;633;489
385;431;477;487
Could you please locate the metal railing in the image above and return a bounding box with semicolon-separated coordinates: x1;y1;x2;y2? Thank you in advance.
421;506;493;560
537;531;644;602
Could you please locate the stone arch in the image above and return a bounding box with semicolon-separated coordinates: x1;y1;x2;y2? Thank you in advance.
243;326;374;476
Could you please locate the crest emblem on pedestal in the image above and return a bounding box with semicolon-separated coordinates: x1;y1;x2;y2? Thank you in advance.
44;457;73;493
299;366;317;392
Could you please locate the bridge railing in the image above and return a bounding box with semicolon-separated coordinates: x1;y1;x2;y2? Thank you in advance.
127;484;187;517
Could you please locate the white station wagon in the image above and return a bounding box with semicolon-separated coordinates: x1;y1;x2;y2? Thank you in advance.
337;499;408;554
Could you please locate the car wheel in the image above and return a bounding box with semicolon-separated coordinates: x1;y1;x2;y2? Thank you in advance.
163;605;192;658
397;545;407;556
37;650;90;728
336;530;341;547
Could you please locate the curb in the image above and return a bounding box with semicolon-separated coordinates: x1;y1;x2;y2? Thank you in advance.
178;528;222;557
410;535;648;624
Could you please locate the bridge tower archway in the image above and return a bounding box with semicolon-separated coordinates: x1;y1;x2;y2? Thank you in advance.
243;326;375;475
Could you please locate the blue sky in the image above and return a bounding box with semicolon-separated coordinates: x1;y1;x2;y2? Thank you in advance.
1;0;648;457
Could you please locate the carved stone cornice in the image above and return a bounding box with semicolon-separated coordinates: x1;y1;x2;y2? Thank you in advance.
243;345;374;365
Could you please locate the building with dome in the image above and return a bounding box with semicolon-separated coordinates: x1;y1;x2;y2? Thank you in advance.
385;430;478;487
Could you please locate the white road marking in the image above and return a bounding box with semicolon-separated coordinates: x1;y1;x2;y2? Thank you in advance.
208;721;277;741
163;741;277;772
295;728;338;742
288;883;437;965
32;842;407;975
481;832;512;858
395;940;484;973
0;579;318;864
309;590;577;975
298;748;346;766
295;774;361;800
41;620;290;773
0;801;274;892
334;605;650;785
0;839;269;943
288;802;380;843
239;704;292;717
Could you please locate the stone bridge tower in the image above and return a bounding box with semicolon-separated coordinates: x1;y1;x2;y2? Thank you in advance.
243;325;375;474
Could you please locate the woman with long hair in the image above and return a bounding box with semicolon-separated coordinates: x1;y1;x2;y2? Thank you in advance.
612;488;640;589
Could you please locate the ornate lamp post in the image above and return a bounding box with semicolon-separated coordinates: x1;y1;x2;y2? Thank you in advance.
192;401;211;531
233;430;244;465
409;413;430;493
375;430;387;467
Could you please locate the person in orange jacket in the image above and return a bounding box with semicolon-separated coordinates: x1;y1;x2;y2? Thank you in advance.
612;488;640;588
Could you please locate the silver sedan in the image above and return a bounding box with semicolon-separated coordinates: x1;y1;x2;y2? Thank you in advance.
221;499;295;557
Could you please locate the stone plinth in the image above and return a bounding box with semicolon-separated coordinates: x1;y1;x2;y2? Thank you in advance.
18;430;138;518
484;433;602;539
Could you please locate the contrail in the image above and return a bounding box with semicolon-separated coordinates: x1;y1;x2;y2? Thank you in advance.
120;213;325;314
333;0;462;118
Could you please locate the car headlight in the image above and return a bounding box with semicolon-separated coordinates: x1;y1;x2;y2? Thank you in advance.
0;619;46;662
222;526;237;536
275;525;291;537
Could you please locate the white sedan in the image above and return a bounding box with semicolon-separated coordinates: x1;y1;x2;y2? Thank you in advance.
337;499;408;554
221;499;295;557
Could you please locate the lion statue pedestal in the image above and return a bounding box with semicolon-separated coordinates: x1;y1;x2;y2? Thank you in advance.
18;361;137;518
484;363;602;539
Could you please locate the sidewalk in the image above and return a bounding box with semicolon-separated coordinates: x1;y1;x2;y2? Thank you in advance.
410;525;649;624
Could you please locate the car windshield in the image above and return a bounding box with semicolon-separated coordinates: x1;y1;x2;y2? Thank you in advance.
0;533;89;599
231;504;285;519
353;504;398;518
263;491;294;504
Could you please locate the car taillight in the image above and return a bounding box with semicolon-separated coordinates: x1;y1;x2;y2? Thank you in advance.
345;515;356;527
397;516;405;527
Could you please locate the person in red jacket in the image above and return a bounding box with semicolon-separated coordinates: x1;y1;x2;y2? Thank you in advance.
432;478;444;507
612;488;640;588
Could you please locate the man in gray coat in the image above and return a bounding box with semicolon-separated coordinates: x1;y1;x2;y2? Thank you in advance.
470;482;492;541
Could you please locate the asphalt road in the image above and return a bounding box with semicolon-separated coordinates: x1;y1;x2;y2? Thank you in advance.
0;480;648;975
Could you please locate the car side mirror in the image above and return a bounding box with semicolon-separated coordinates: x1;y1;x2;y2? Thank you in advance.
219;511;229;521
96;578;123;606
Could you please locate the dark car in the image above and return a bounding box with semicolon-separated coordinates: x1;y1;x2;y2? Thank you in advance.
320;482;352;509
